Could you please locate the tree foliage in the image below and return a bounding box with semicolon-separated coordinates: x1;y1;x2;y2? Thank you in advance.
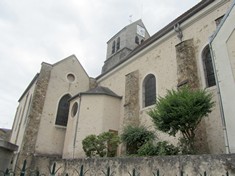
121;125;155;155
148;87;215;154
82;132;120;157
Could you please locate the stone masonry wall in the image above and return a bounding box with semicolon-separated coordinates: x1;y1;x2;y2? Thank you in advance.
89;77;97;89
175;39;200;89
23;154;235;176
175;39;209;153
16;63;52;170
123;70;140;126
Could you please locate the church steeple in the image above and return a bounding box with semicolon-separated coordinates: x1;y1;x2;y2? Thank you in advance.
102;19;150;73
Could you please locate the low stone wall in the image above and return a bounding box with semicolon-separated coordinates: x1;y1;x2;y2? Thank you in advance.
25;154;235;176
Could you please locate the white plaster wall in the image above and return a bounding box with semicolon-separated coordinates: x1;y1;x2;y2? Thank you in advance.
211;1;235;153
102;96;121;132
72;95;105;158
205;88;226;153
10;80;36;151
35;55;90;156
63;98;80;159
97;0;232;153
68;94;121;158
227;30;235;79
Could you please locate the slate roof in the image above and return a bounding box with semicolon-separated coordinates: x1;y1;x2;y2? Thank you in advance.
70;86;122;101
81;86;122;98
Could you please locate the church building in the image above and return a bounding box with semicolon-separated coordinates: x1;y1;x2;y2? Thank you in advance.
9;0;235;169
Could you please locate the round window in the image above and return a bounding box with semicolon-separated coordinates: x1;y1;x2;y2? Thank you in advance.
71;102;78;117
67;73;75;83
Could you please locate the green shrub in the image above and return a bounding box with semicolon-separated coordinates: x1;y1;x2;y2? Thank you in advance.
148;86;214;154
137;141;179;156
156;141;179;155
82;132;120;157
98;132;120;157
137;142;158;156
121;125;155;155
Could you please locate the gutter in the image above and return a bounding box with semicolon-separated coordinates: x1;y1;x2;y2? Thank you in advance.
73;97;81;159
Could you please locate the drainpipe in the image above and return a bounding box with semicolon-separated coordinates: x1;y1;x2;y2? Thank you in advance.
73;96;82;159
208;43;230;154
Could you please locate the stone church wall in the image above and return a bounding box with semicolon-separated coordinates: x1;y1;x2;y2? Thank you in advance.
97;0;232;154
10;76;37;150
10;1;234;171
35;56;90;156
175;39;210;153
16;62;52;170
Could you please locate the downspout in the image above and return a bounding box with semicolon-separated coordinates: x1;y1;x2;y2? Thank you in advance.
209;43;230;154
73;96;82;158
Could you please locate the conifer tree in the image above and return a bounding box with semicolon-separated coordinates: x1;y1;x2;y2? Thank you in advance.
148;87;214;154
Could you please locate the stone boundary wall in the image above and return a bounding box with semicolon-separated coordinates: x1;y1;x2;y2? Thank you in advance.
29;154;235;175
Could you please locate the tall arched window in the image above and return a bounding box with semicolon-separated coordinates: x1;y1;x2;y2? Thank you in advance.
202;45;216;87
143;74;156;107
112;41;116;54
116;37;120;51
55;94;71;126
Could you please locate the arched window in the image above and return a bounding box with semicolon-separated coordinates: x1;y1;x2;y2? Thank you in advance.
112;40;116;54
143;74;156;107
135;36;139;45
55;94;71;126
202;45;216;87
116;37;120;51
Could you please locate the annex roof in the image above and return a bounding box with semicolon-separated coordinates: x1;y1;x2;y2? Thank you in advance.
70;86;122;101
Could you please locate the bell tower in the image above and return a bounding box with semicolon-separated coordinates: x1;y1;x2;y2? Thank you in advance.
102;19;150;73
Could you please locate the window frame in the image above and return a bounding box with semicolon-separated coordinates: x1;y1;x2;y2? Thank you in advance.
143;74;156;108
116;37;120;51
112;40;116;54
55;94;71;127
202;45;216;88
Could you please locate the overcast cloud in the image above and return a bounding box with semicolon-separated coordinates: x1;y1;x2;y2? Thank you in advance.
0;0;199;129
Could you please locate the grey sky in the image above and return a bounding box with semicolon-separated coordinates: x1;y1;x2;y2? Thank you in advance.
0;0;199;129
